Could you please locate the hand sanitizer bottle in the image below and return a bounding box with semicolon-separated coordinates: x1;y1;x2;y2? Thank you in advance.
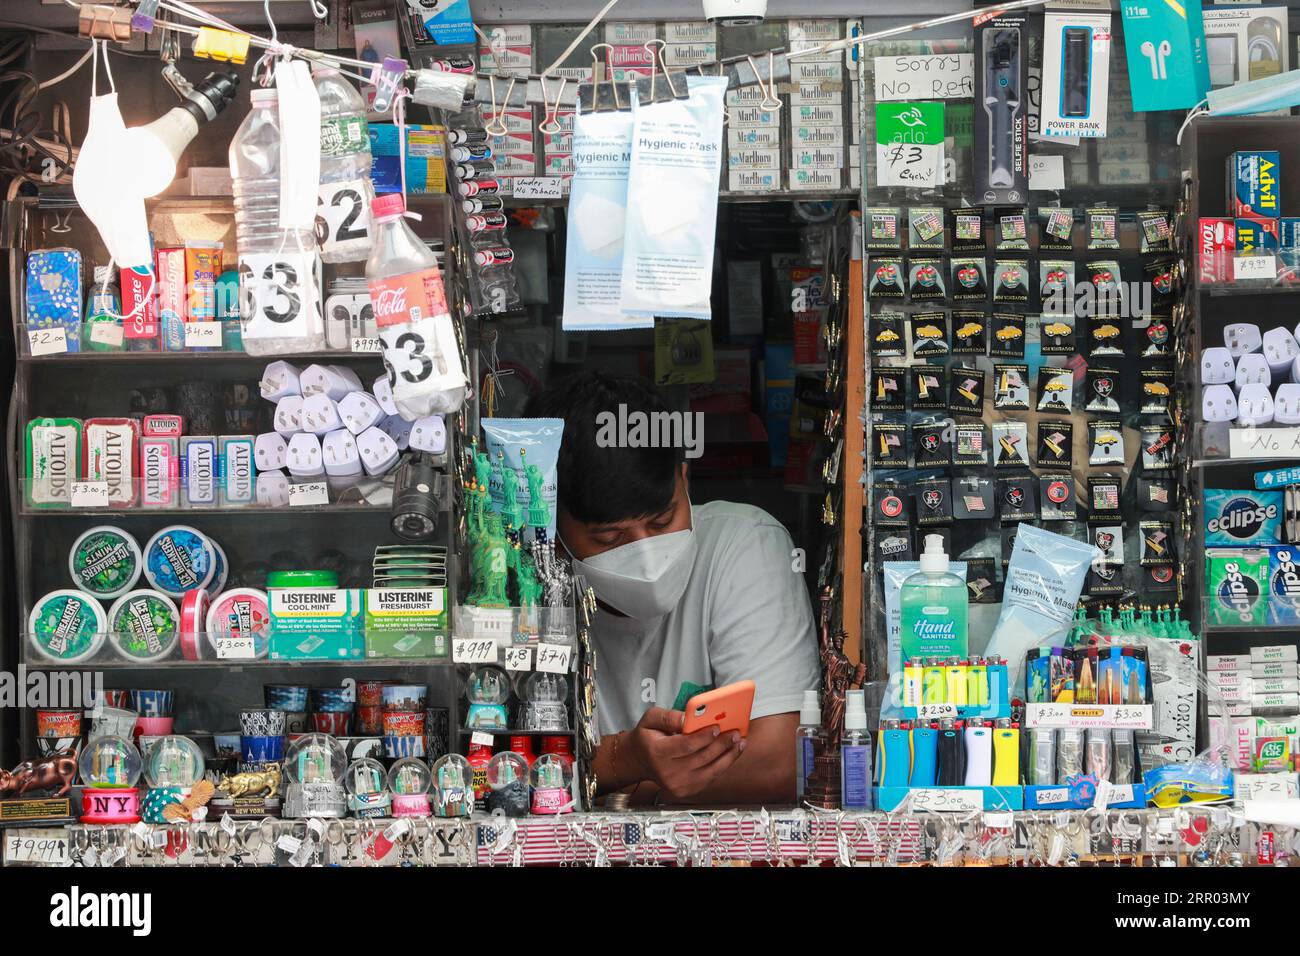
795;689;822;800
840;689;873;810
900;534;968;660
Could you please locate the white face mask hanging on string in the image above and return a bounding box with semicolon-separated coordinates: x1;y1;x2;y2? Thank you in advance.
72;42;152;270
274;58;322;238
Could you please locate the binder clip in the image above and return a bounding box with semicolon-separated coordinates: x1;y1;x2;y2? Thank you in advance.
635;39;689;105
537;75;569;135
194;27;252;66
578;44;630;114
484;73;518;137
370;56;408;113
131;0;161;33
78;3;132;42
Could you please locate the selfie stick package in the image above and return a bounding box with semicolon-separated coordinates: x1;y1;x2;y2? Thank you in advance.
481;418;564;544
985;525;1099;694
1040;12;1111;138
619;75;727;320
974;13;1028;204
562;108;636;331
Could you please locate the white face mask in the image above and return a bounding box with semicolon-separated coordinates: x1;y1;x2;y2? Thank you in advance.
568;519;697;621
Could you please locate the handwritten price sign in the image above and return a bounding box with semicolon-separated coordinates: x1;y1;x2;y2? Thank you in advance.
535;643;573;674
875;102;945;188
453;638;497;664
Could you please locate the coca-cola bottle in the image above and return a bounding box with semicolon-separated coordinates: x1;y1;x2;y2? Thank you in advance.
365;193;466;419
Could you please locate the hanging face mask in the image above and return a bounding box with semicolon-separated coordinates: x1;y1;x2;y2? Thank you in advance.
567;520;697;621
1206;67;1300;115
275;58;322;236
73;46;152;269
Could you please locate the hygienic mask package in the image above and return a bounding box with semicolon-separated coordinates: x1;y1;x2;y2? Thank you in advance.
562;107;636;331
481;418;564;544
985;524;1099;694
619;75;727;320
882;559;966;717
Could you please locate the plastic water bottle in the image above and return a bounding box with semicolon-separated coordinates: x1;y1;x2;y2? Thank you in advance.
229;88;281;256
365;193;466;419
313;67;375;263
229;87;325;355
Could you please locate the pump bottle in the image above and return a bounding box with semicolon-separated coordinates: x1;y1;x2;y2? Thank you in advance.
900;535;968;660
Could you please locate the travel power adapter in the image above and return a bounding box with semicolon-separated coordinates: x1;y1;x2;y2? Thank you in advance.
356;426;400;476
332;364;363;393
254;432;288;471
1201;347;1236;385
300;394;343;436
372;375;400;417
322;429;364;477
380;415;414;450
256;470;291;506
1225;322;1263;356
409;415;447;455
1238;383;1276;425
273;396;304;435
260;360;302;401
1263;327;1300;375
338;392;385;435
1202;384;1239;422
286;433;325;477
1275;384;1300;424
1236;352;1272;390
300;363;355;401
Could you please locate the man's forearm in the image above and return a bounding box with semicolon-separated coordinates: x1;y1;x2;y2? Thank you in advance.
592;731;644;796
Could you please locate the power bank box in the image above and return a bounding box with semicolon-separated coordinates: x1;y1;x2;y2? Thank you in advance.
1040;12;1112;138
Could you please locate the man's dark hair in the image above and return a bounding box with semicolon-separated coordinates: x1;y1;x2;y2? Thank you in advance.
530;371;684;524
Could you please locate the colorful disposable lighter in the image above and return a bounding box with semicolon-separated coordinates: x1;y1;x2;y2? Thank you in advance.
1073;646;1097;704
964;720;992;786
1099;646;1124;704
992;719;1020;786
968;658;988;707
923;659;946;704
1051;647;1074;703
945;657;969;706
936;718;966;786
903;659;924;709
1027;647;1051;703
879;720;911;787
910;723;939;786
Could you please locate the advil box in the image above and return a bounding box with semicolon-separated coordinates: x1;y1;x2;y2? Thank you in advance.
1236;218;1280;252
1229;150;1281;220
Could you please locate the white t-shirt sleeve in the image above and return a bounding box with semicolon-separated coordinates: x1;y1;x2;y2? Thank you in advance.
705;518;821;721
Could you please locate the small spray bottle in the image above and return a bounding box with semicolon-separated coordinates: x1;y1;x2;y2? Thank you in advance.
795;689;822;801
840;690;873;810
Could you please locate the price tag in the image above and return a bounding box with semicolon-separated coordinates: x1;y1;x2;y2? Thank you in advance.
773;816;808;841
452;638;497;664
6;830;70;865
89;321;124;347
27;327;68;356
471;731;495;747
643;821;674;843
288;482;329;507
504;646;532;672
1029;154;1066;191
918;703;957;721
70;481;110;508
1237;773;1300;801
184;322;222;348
1234;255;1276;281
215;636;256;660
350;336;382;353
1031;787;1069;806
1024;703;1152;730
911;788;983;812
511;177;564;200
535;643;573;674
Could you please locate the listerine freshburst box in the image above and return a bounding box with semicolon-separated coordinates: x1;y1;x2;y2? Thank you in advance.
364;588;448;658
1204;489;1282;546
1268;546;1300;625
1207;548;1270;627
268;588;364;659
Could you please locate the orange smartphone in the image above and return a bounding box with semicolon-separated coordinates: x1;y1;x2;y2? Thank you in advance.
680;680;756;738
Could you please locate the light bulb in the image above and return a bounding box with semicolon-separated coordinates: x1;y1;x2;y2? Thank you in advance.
119;110;192;198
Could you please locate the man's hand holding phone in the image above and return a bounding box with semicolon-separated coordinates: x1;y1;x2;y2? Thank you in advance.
624;706;745;801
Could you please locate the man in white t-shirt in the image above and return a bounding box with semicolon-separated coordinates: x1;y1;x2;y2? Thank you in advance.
537;372;820;806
